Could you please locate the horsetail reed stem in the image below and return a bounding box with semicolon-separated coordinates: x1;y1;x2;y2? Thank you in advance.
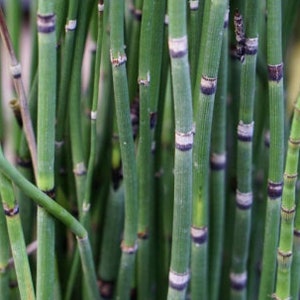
110;0;138;297
0;173;35;300
166;0;193;298
259;0;285;297
84;0;104;230
127;0;143;102
191;1;227;298
136;0;154;297
37;0;56;299
98;186;124;298
0;8;37;176
273;96;300;299
230;4;259;298
5;0;21;57
55;0;79;178
291;189;300;298
36;1;57;298
0;193;10;299
148;0;166;113
68;0;93;224
188;0;202;89
0;148;100;298
209;9;228;300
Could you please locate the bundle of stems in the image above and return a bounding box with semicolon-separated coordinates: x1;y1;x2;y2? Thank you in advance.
0;1;300;299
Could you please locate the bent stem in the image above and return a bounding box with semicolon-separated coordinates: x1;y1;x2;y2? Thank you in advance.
0;148;99;299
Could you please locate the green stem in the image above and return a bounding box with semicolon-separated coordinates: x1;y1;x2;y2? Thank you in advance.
274;96;300;299
191;0;227;298
127;0;143;102
36;1;57;298
0;173;35;300
166;0;193;299
55;0;79;181
98;185;124;299
0;148;100;299
259;0;285;297
230;4;259;299
0;193;10;300
136;0;154;297
84;0;104;237
209;10;228;300
110;0;138;298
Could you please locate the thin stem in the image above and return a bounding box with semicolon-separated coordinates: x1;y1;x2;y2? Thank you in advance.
0;193;10;300
84;0;104;236
36;1;57;298
0;148;99;298
136;0;154;297
0;7;37;177
259;0;285;297
98;185;124;298
166;0;193;299
110;0;138;298
273;96;300;299
230;4;259;299
209;9;228;300
191;0;227;298
0;173;35;300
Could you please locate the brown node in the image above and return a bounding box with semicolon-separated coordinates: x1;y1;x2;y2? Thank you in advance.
99;278;114;299
3;204;19;217
16;156;32;169
138;231;149;240
268;63;283;82
44;188;56;200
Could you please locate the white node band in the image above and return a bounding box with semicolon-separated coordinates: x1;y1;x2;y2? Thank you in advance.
168;36;188;58
175;130;193;151
10;63;22;78
65;20;77;31
169;270;189;290
230;271;247;287
110;50;127;67
98;3;104;12
91;111;97;120
73;162;86;176
190;0;199;10
237;121;254;141
236;190;253;209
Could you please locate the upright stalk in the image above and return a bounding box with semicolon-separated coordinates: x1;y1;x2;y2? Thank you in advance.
191;1;227;298
209;9;228;300
136;0;154;297
166;1;193;299
0;173;35;300
259;0;285;298
110;0;138;298
230;4;259;299
0;192;10;299
36;2;57;298
273;95;300;299
291;181;300;299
